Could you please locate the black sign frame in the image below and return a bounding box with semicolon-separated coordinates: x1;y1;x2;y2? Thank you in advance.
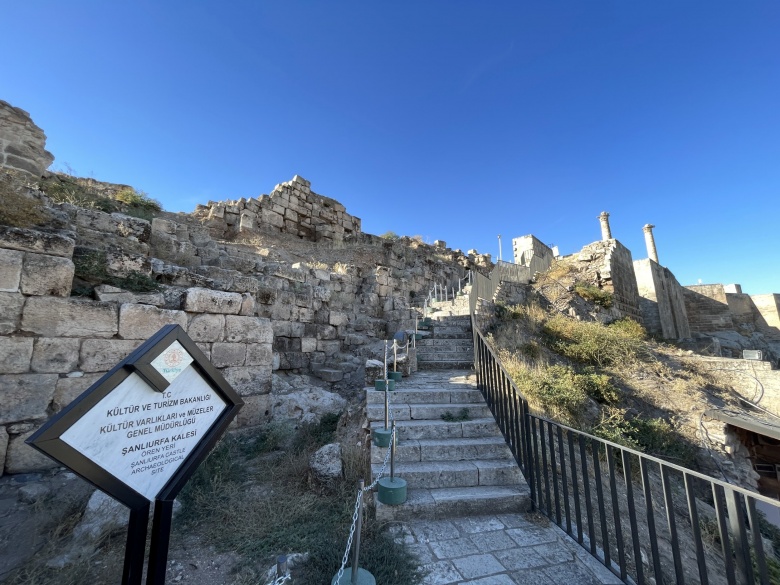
26;324;244;584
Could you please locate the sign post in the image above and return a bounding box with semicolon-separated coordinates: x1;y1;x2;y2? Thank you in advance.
26;324;243;585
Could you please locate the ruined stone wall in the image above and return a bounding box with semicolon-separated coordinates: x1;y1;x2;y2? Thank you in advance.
693;356;780;417
633;258;690;339
683;285;735;333
0;101;54;178
511;235;554;276
0;178;478;475
194;175;361;243
575;239;643;323
751;294;780;332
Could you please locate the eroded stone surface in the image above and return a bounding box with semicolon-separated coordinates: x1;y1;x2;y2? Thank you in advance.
118;303;187;340
22;297;118;338
20;253;74;297
0;373;57;424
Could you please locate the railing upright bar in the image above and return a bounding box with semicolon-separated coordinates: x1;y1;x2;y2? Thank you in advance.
606;445;626;581
713;484;738;585
531;416;543;510
660;465;685;584
568;431;583;544
726;489;754;584
746;497;770;585
639;457;663;585
522;401;536;509
507;380;521;466
684;473;710;585
548;422;562;526
590;439;610;568
621;452;645;585
578;434;596;556
557;426;572;536
540;420;551;514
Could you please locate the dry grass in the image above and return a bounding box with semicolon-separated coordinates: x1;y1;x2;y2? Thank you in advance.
0;171;48;227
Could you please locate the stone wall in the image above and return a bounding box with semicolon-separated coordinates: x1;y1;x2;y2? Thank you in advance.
0;101;54;178
693;356;780;417
633;258;690;339
574;239;643;323
683;285;735;333
194;175;361;243
511;235;554;276
751;294;780;332
0;176;482;475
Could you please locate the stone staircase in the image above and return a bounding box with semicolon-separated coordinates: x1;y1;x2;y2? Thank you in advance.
367;370;531;521
416;315;474;370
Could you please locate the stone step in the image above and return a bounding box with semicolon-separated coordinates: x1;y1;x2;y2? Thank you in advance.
371;436;513;463
374;484;531;522
417;350;474;361
367;402;491;422
418;360;475;370
369;418;501;440
370;459;522;489
430;327;471;338
416;339;473;348
365;387;483;405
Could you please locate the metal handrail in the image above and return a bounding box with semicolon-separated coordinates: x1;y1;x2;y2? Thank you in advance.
472;320;780;585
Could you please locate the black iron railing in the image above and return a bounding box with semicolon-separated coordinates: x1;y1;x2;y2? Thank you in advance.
473;319;780;585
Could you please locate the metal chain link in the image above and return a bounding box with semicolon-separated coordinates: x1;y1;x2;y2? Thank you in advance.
365;422;395;491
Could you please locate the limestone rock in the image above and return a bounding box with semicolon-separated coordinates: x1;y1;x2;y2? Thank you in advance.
94;284;165;307
0;225;74;258
72;490;127;540
187;313;225;342
309;443;342;483
224;315;273;343
0;373;57;424
184;287;242;314
5;429;58;473
22;297;118;338
0;249;23;292
54;373;103;411
271;383;346;423
0;100;54;177
222;365;272;396
31;337;80;373
118;303;187;340
20;253;75;296
235;394;272;426
0;337;33;374
79;339;141;372
211;343;246;367
0;292;24;334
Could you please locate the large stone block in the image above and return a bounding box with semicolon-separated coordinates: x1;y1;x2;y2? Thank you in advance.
184;287;242;314
0;293;24;335
0;226;75;258
0;426;7;477
79;339;142;372
245;343;273;366
53;373;103;411
224;315;273;344
31;337;81;373
234;394;271;427
0;337;33;374
5;429;58;474
222;365;272;396
22;297;118;338
118;303;187;340
329;311;349;327
0;373;57;424
211;343;246;367
94;285;165;307
187;313;225;342
20;253;75;297
0;249;23;292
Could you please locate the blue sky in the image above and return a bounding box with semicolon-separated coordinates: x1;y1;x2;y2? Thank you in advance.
3;1;779;294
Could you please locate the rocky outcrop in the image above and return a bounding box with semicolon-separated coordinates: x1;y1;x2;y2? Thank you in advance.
0;101;54;178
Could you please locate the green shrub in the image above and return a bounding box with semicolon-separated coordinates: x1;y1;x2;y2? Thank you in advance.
575;370;619;404
73;249;162;294
380;231;400;240
441;408;470;422
542;313;648;368
573;281;613;308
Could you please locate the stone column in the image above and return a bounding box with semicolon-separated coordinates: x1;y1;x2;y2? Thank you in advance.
598;212;612;240
643;224;659;263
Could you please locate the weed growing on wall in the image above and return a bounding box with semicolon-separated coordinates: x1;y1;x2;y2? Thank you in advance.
73;250;161;294
0;171;48;227
573;281;613;308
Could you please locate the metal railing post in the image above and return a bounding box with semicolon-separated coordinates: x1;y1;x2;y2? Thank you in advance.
351;480;365;585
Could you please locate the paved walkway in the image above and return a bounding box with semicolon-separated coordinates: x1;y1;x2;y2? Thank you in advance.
392;512;623;585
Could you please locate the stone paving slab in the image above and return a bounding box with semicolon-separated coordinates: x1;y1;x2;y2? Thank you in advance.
391;511;624;585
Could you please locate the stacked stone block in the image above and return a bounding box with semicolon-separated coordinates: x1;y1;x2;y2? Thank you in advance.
196;175;362;243
0;100;54;178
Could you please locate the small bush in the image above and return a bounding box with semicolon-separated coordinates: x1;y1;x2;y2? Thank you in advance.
380;231;400;240
73;249;161;294
573;281;613;308
542;313;648;368
441;408;470;422
576;370;620;404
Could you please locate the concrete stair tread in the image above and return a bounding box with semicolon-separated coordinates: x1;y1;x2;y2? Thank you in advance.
371;460;519;473
367;402;491;421
374;484;531;521
369;418;502;439
365;388;483;404
370;459;522;488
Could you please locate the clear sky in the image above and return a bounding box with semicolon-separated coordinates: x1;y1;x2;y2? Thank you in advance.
3;2;779;294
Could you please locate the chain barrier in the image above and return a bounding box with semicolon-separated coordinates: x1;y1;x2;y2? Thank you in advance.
334;378;398;583
265;573;291;585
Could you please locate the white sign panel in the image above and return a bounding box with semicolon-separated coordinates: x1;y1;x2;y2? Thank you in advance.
61;365;227;500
